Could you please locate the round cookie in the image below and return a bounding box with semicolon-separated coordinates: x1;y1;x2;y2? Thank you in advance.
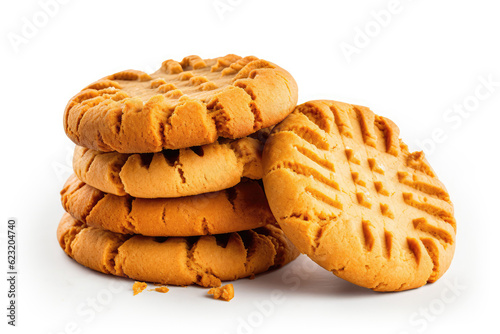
262;100;456;291
72;134;266;198
64;54;298;153
57;213;299;287
61;174;275;236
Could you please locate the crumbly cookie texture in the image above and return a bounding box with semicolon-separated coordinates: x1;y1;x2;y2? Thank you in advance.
64;55;298;153
57;213;299;287
133;282;147;296
61;174;275;236
72;132;266;198
150;286;169;293
262;100;456;292
208;284;234;301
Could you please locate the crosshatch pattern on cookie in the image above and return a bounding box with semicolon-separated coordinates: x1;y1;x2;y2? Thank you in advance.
64;55;298;153
263;100;456;291
72;133;266;198
57;213;299;287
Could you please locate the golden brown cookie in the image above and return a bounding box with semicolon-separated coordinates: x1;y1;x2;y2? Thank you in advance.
262;100;456;291
64;54;298;153
72;134;265;198
57;213;299;287
61;174;275;236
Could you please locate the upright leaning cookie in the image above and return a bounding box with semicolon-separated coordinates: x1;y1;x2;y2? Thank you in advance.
262;100;456;291
64;55;298;153
57;213;299;287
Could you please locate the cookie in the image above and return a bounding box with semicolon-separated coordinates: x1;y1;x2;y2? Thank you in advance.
57;213;299;287
61;174;275;236
72;133;265;198
262;100;456;291
64;54;298;153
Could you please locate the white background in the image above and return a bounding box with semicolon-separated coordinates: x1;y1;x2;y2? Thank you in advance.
1;0;499;333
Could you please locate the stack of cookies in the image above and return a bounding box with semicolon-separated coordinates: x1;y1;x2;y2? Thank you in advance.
58;55;300;288
58;54;458;293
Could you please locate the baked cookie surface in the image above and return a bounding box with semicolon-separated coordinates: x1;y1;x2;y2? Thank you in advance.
57;213;299;287
72;132;266;198
64;54;298;153
262;100;456;291
61;174;274;236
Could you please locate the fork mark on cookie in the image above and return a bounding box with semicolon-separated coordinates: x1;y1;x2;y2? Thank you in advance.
294;145;335;172
305;187;343;210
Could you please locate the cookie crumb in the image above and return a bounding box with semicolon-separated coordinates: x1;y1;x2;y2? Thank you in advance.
208;284;234;301
150;286;169;293
133;281;147;296
248;274;256;280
